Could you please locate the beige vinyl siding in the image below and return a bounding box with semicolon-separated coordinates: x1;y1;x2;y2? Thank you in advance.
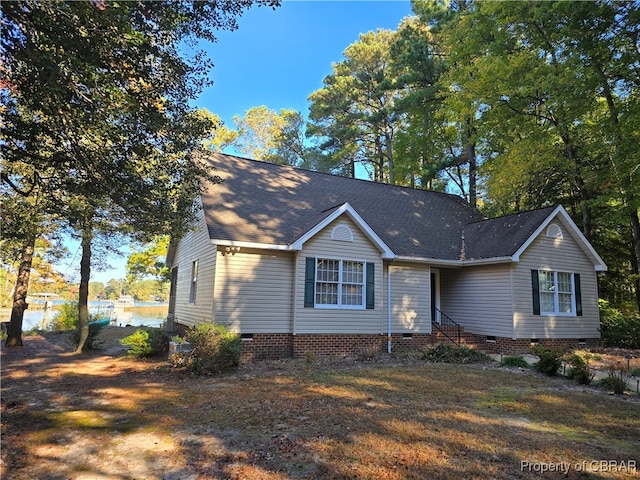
294;218;383;334
513;217;600;339
388;264;431;333
440;265;514;338
172;207;217;327
213;249;293;333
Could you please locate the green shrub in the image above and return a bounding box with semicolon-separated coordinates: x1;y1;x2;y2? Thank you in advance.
120;328;168;358
421;343;490;364
596;368;627;394
501;355;530;369
599;299;640;349
181;323;241;374
52;302;105;349
565;351;595;385
51;302;79;331
630;367;640;377
531;345;562;376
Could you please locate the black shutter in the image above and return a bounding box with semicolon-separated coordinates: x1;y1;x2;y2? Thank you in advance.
574;273;582;316
531;270;540;315
304;257;315;308
366;262;375;309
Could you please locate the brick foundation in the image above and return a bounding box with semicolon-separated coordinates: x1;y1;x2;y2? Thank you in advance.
465;333;599;355
292;334;385;359
171;321;599;361
240;334;293;362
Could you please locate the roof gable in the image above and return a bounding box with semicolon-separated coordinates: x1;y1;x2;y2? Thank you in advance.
463;205;607;271
290;203;395;258
511;205;607;271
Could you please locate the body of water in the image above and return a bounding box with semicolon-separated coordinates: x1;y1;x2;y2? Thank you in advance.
1;303;168;331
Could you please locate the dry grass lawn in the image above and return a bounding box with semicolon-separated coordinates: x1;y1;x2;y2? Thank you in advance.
1;330;639;479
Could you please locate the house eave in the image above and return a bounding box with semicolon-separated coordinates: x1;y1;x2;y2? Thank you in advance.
393;256;462;267
210;239;291;251
209;238;396;259
166;240;177;268
393;255;514;267
463;256;515;266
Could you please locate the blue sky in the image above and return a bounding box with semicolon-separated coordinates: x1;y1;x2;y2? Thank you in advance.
84;0;414;283
197;0;414;127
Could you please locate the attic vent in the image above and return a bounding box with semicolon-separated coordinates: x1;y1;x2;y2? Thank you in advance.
546;223;563;239
331;225;354;242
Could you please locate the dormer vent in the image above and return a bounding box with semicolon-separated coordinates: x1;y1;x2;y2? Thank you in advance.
331;224;354;242
546;223;563;239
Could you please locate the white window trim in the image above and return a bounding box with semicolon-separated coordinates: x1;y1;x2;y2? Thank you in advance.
539;269;575;316
315;257;366;310
189;259;198;304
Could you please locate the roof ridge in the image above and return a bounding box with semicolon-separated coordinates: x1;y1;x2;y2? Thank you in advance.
206;151;472;203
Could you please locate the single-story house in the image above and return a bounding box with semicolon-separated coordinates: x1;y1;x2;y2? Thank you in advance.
166;152;607;360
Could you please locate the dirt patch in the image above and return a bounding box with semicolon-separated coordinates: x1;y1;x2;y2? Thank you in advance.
2;331;639;479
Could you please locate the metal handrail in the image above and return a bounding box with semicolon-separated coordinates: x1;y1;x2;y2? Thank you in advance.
432;307;461;345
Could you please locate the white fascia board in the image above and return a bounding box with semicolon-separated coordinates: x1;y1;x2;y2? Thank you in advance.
511;205;608;271
394;255;514;267
464;256;515;266
210;239;291;251
290;203;396;259
393;256;462;267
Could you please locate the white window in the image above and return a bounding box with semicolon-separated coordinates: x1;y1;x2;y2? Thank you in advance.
189;260;198;304
539;270;574;315
315;258;365;308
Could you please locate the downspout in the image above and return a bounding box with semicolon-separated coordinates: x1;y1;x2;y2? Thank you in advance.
292;251;298;336
387;263;392;354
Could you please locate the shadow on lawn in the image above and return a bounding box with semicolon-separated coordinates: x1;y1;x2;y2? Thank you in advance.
2;335;639;479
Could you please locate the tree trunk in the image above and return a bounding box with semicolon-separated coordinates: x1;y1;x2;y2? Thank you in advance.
629;209;640;312
4;235;36;347
374;135;384;183
465;118;477;209
384;130;394;185
466;141;477;209
560;132;592;241
75;224;93;353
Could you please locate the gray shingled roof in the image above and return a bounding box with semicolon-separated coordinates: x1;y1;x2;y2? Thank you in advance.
198;153;554;261
462;206;557;260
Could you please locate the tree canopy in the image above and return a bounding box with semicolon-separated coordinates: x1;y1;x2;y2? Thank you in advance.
1;0;279;348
